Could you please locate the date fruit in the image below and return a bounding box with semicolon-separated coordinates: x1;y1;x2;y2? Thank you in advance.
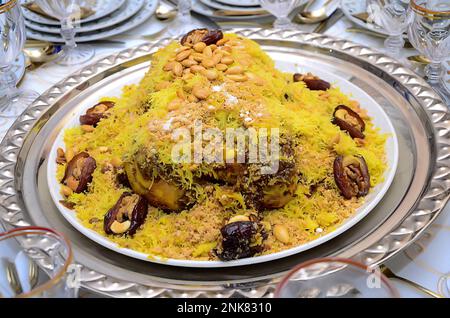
79;101;115;127
180;29;223;46
293;73;330;91
104;192;148;236
62;152;96;193
334;155;370;199
332;105;365;139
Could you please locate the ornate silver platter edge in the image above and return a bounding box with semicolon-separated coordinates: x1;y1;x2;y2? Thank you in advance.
0;29;449;297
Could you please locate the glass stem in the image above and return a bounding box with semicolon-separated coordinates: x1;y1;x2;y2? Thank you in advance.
60;18;77;50
274;17;293;30
425;61;443;85
0;66;18;108
177;0;192;22
384;34;404;57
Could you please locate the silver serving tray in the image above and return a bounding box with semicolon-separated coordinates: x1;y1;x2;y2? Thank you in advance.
1;29;449;298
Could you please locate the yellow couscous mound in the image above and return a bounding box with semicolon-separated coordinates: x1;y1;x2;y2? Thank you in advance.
57;32;387;261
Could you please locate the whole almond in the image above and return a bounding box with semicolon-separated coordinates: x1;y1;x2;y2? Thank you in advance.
202;69;219;81
226;65;244;75
181;59;198;67
163;61;175;71
227;74;248;82
212;52;223;65
202;58;216;68
203;46;213;57
193;42;206;53
221;56;234;65
176;49;192;62
190;65;206;73
192;86;210;100
176;45;191;53
216;63;228;72
192;52;205;62
172;62;183;77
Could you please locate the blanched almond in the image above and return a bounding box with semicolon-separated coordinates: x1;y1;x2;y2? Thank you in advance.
221;56;234;65
181;59;198;67
190;65;206;73
216;63;228;72
202;58;216;68
193;42;206;53
227;74;248;82
172;62;183;77
273;224;290;244
202;69;218;81
226;65;244;75
192;86;210;100
175;49;192;62
203;46;213;57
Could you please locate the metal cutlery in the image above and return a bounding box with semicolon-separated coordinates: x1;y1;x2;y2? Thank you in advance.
297;0;339;24
313;8;344;34
380;265;444;298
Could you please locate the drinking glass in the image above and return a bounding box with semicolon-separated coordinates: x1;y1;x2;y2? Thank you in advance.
0;227;78;298
35;0;94;65
367;0;410;58
407;0;450;100
166;0;202;37
275;258;400;298
260;0;308;29
0;0;39;118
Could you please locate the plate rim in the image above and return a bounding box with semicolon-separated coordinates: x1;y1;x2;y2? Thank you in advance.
25;0;158;43
1;29;448;297
199;0;262;11
24;0;145;35
45;62;400;268
21;0;127;26
192;0;271;20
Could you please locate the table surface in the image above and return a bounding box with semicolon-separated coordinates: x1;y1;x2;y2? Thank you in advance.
0;6;449;298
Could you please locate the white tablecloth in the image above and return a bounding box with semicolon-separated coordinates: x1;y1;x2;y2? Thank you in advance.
1;10;449;298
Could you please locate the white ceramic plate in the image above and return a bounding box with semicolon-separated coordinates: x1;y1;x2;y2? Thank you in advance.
21;0;126;26
24;0;145;34
192;0;271;20
26;0;158;43
340;0;390;36
216;0;260;6
200;0;262;11
47;53;399;268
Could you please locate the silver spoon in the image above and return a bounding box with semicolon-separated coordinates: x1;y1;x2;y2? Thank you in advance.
23;43;63;64
155;3;177;21
296;0;337;24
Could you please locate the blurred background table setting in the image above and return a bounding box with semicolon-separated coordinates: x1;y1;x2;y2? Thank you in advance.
0;0;449;298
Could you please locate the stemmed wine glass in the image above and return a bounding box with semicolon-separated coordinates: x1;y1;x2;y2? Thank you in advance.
407;0;450;101
0;227;77;298
260;0;308;29
166;0;202;37
34;0;94;65
367;0;410;59
275;258;400;298
0;0;39;118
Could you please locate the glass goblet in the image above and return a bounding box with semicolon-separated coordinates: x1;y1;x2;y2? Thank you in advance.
0;226;78;298
367;0;410;59
259;0;307;30
0;0;39;118
34;0;95;66
166;0;202;37
275;258;400;298
408;0;450;100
